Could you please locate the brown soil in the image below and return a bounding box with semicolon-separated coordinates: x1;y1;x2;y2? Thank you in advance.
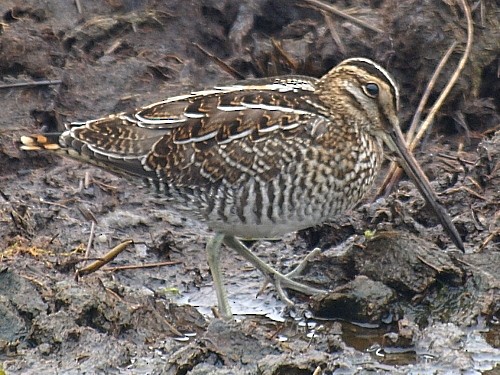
0;1;499;374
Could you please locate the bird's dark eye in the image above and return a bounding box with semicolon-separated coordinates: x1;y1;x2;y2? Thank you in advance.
363;83;379;98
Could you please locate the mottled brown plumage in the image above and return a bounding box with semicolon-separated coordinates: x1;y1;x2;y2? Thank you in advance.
21;58;463;319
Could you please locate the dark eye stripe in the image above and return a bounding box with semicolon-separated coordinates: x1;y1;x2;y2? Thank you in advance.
339;58;399;110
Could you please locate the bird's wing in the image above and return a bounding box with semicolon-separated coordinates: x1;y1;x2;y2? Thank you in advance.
22;76;333;187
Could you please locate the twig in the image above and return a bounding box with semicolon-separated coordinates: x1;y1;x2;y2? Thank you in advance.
437;152;474;165
84;220;96;265
378;42;457;195
102;260;182;272
323;11;347;55
407;42;458;143
444;185;487;201
0;80;62;90
19;273;47;289
271;38;298;71
163;317;185;338
304;0;384;34
39;198;70;210
193;43;245;80
104;39;122;55
412;0;474;151
465;176;483;192
75;239;134;279
377;0;474;197
479;227;500;251
75;0;82;14
417;255;442;273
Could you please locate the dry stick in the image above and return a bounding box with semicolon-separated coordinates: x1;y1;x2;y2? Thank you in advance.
465;175;483;192
84;220;96;264
75;239;134;279
408;42;458;144
271;38;298;71
413;0;473;146
193;43;245;80
446;185;486;201
377;41;457;196
105;39;122;55
304;0;384;34
39;198;70;210
323;11;347;55
479;227;500;251
102;261;182;272
417;255;443;273
0;80;62;90
163;318;186;338
437;152;474;165
378;0;474;197
75;0;82;14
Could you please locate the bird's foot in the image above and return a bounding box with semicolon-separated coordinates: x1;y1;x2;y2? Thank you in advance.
223;236;325;305
257;247;324;305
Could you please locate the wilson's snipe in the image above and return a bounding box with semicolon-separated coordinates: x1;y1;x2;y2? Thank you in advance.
21;58;464;319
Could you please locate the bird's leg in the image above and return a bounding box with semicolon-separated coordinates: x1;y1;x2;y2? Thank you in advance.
223;235;325;304
206;233;232;320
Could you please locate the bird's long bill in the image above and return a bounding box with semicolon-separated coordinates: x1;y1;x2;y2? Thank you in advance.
383;126;464;251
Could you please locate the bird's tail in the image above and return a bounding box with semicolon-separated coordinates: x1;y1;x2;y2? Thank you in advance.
20;133;63;151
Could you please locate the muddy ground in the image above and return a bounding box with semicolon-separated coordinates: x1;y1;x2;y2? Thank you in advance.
0;0;499;374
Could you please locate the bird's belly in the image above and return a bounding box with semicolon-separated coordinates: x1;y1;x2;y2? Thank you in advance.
199;176;374;238
209;220;318;239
